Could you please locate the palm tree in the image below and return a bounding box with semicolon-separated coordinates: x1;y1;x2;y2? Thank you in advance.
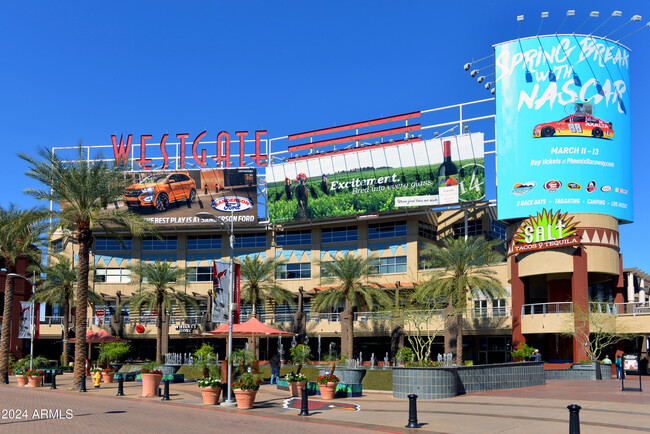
128;260;198;362
240;257;294;317
20;145;155;386
35;254;102;365
416;237;505;365
312;254;389;358
0;205;47;379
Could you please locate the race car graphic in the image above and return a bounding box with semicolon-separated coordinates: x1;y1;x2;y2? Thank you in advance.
533;115;613;139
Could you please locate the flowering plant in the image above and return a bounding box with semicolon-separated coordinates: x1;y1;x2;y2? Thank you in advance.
90;368;102;373
286;372;307;382
26;369;45;377
316;373;339;385
231;373;262;391
13;368;26;375
140;369;163;375
197;377;222;388
102;368;117;373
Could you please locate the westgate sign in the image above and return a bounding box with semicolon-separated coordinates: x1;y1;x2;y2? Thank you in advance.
111;130;269;169
510;209;580;254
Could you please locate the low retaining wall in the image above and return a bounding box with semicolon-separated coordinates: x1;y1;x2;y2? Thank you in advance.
393;362;545;399
544;363;613;380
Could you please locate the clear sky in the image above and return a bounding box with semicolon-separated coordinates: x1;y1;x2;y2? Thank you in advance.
0;1;648;271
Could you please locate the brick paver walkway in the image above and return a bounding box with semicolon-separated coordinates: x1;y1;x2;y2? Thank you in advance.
2;375;650;433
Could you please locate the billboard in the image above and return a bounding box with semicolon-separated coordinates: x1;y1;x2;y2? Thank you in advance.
266;134;485;222
495;35;633;221
106;167;258;226
19;301;31;339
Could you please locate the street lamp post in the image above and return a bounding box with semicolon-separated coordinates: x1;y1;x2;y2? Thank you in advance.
195;210;235;404
8;271;37;371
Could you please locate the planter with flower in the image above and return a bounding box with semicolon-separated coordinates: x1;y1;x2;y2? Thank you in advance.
14;368;28;387
140;368;164;397
316;373;339;399
286;372;308;397
197;377;223;405
231;373;262;409
102;368;117;383
27;369;45;388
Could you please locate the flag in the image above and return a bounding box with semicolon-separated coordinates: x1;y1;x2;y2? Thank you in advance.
210;261;230;323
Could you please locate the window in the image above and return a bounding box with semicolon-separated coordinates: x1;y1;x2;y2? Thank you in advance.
492;299;507;317
187;235;222;250
452;220;482;239
320;262;334;278
375;256;406;274
321;226;358;244
52;239;64;253
474;299;488;318
142;237;177;251
276;230;311;246
234;233;266;249
418;243;435;270
187;266;214;282
418;221;437;241
95;237;132;251
368;222;407;239
491;221;507;241
95;268;131;283
277;263;311;279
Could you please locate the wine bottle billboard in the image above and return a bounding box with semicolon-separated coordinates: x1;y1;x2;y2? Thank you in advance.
495;35;633;222
438;140;459;205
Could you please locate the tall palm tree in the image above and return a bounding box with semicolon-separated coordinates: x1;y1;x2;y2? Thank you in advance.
128;260;198;362
35;254;102;365
0;205;47;378
312;254;389;358
20;145;155;386
416;237;505;365
240;257;294;317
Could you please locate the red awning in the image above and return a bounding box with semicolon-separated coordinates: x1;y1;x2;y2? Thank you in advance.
206;317;296;338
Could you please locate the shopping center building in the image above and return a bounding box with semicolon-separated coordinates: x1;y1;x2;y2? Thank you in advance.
17;32;650;366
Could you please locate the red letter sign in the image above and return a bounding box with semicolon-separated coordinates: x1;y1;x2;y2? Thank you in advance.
111;134;132;166
235;131;248;167
254;130;268;166
176;133;189;168
192;130;207;167
138;135;153;169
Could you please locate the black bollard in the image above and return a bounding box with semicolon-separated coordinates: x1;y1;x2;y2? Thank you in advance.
50;373;57;390
116;376;125;396
80;375;87;393
568;404;581;434
298;387;310;416
406;394;420;428
3;371;9;385
161;380;171;401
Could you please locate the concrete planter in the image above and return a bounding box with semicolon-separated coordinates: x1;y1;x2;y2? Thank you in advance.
141;374;162;397
393;362;545;399
318;382;337;399
289;380;307;397
200;386;222;405
233;389;257;409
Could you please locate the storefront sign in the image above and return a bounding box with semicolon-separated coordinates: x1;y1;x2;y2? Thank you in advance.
174;324;197;333
511;209;579;253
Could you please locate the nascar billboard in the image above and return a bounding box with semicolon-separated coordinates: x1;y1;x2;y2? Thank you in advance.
495;35;633;222
105;167;258;226
267;134;485;222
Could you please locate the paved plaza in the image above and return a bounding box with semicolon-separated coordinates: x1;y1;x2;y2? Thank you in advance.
1;376;650;433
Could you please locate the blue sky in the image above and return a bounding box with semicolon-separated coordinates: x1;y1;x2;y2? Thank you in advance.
0;1;648;271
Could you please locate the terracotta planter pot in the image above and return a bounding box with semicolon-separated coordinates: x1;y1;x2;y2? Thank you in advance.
233;389;257;409
28;376;43;388
200;386;222;405
102;373;115;383
15;375;28;387
289;380;307;397
141;374;163;397
318;382;337;399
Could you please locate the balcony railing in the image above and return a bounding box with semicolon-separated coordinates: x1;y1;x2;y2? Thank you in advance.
613;302;650;316
522;302;573;317
466;306;512;319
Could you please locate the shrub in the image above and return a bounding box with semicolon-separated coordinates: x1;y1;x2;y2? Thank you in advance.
316;373;339;384
231;373;262;391
511;343;535;361
197;377;222;388
286;372;307;382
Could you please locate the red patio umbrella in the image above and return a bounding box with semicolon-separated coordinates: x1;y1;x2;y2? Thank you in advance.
206;317;296;338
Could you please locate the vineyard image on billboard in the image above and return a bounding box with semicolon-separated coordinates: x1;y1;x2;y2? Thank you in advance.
495;35;633;222
267;133;485;222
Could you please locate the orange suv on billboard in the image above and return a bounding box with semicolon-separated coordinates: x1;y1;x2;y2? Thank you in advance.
123;172;197;211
